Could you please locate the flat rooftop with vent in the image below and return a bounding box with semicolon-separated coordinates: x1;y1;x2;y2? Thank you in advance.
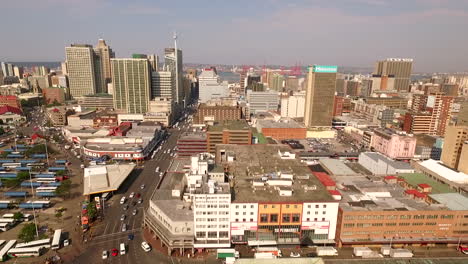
215;144;334;202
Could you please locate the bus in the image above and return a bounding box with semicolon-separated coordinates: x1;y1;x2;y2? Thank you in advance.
36;187;57;192
7;246;46;258
15;238;51;248
3;213;34;222
2;163;21;169
26;163;45;168
0;218;16;224
0;222;12;232
51;229;62;250
0;240;16;261
36;178;56;183
31;201;51;207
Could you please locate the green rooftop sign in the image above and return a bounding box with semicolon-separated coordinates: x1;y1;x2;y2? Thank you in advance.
312;65;338;73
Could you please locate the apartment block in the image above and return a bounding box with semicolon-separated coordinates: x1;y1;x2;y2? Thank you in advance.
195;103;242;124
206;120;252;153
441;126;468;173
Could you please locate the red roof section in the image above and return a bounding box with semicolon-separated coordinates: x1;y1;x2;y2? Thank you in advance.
312;171;336;187
0;105;22;115
405;189;426;198
418;183;431;189
384;176;397;180
0;95;18;100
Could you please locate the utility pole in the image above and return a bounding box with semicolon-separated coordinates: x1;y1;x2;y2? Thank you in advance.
28;167;39;237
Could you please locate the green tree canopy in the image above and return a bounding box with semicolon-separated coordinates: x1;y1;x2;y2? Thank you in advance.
18;223;37;242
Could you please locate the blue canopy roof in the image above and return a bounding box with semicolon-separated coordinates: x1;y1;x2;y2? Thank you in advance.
4;191;28;197
19;203;44;209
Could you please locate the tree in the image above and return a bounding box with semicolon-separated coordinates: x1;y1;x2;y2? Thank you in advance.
0;127;5;135
55;179;71;197
17;171;30;181
18;223;37;242
13;212;24;221
86;201;97;220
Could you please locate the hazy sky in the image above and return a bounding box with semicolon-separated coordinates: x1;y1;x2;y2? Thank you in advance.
1;0;467;72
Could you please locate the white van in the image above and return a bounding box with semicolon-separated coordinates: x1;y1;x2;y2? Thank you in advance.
120;243;126;255
155;167;160;173
120;197;126;204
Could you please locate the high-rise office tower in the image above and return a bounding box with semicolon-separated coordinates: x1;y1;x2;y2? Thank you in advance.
94;39;115;88
1;62;13;77
374;58;413;91
164;40;184;105
65;44;98;97
304;65;337;128
111;58;151;114
441;126;468;173
148;54;159;72
151;70;174;99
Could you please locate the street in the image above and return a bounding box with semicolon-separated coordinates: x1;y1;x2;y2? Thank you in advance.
73;122;189;264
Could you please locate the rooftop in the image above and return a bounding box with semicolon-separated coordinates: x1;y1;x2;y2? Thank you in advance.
319;158;359;176
207;120;250;132
361;152;413;170
83;164;135;195
399;173;456;194
151;172;193;222
334;174;450;212
216;144;334;203
178;132;207;141
256;118;305;129
419;159;468;184
429;193;468;210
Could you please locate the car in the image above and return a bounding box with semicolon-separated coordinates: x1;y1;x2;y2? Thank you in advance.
111;248;118;256
120;214;126;221
121;224;127;232
140;184;145;189
136;193;141;198
102;250;108;259
129;192;135;198
138;198;143;204
123;205;129;211
141;241;151;252
132;209;137;216
63;239;70;247
128;234;134;240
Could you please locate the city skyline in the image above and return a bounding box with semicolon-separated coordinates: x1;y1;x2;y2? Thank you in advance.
1;0;468;72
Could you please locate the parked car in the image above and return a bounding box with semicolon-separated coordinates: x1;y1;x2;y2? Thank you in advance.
120;214;126;221
140;184;145;189
141;242;151;252
102;250;108;259
138;198;143;204
132;209;137;216
129;192;135;198
111;248;118;256
121;224;127;232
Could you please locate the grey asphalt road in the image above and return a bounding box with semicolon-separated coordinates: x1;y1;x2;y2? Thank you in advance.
72;122;189;264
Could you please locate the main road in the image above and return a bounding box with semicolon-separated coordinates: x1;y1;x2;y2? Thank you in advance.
73;120;191;264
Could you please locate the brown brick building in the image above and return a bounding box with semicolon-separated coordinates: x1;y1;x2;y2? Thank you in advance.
195;103;242;124
206;120;252;153
256;118;306;140
42;87;66;104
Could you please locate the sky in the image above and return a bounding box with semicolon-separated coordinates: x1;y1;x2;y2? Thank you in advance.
1;0;467;72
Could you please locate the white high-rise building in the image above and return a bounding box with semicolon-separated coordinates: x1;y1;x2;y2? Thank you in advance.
198;68;229;103
281;91;305;118
151;71;174;99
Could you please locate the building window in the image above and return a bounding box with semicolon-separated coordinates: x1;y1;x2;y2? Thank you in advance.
250;218;254;222
235;219;239;222
322;211;326;215
196;232;206;238
235;205;239;209
243;218;246;222
294;204;298;208
323;205;327;208
314;218;318;221
208;232;217;238
251;205;254;209
263;205;267;209
315;205;319;208
292;214;300;222
282;214;291;223
308;205;311;208
322;218;325;221
219;231;229;238
260;214;268;223
243;205;246;209
270;214;278;222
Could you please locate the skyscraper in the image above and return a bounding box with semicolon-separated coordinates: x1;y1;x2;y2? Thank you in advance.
148;54;159;72
65;44;98;97
164;46;183;105
198;68;229;103
111;58;151;114
304;65;337;128
374;58;413;91
94;39;114;85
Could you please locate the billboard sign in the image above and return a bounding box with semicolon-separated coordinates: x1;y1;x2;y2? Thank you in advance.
311;65;338;73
